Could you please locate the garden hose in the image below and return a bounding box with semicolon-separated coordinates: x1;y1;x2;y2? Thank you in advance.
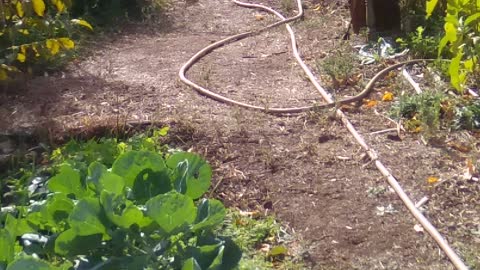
178;0;469;269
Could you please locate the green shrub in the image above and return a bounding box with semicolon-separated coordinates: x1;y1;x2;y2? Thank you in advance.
1;147;241;269
0;0;92;80
396;26;442;58
70;0;169;25
426;0;480;92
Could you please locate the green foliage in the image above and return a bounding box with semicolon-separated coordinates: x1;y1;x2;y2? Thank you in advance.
390;91;446;133
0;0;168;82
454;99;480;130
0;0;93;80
396;26;441;58
316;49;355;88
70;0;169;25
426;0;480;91
390;90;480;132
1;147;240;269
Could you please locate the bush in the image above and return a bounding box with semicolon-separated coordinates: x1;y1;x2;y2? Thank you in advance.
0;0;92;80
0;128;241;269
426;0;480;92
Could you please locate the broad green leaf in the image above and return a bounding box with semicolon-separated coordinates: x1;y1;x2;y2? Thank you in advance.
192;199;225;232
69;198;109;238
100;191;151;228
71;19;93;31
0;229;14;265
45;193;74;228
182;258;202;270
426;0;439;18
54;229;102;257
464;58;474;71
465;12;480;25
32;0;46;16
207;245;224;270
6;257;53;270
449;51;464;90
48;164;86;199
145;192;196;234
112;151;167;188
167;152;212;199
186;242;223;269
444;22;458;44
87;162;124;195
132;168;172;203
5;214;35;237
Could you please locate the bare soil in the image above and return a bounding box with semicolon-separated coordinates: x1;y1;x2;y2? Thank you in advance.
1;0;478;269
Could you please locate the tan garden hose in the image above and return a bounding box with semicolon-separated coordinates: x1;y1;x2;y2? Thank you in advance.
178;1;469;269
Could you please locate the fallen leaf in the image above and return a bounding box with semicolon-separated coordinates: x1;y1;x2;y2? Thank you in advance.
255;14;264;21
382;91;394;101
268;245;288;257
447;141;471;153
427;176;439;184
363;99;378;108
313;5;321;11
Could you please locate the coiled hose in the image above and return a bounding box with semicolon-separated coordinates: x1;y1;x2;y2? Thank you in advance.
178;1;469;269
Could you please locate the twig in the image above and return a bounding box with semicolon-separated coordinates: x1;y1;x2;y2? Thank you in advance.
468;88;479;97
402;68;422;94
415;196;429;208
370;128;398;135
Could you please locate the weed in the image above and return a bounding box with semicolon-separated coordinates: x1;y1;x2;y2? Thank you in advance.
316;48;355;89
396;26;440;58
454;100;480;130
221;210;305;269
390;90;446;134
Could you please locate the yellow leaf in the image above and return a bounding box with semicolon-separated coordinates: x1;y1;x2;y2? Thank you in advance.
363;99;378;108
464;58;474;72
52;0;66;13
254;14;264;21
71;19;93;31
382;91;394;101
18;29;29;35
32;0;46;16
46;39;60;55
58;37;74;49
427;176;439;184
20;45;27;54
17;53;26;63
413;126;422;133
16;1;24;17
32;44;40;57
313;5;321;11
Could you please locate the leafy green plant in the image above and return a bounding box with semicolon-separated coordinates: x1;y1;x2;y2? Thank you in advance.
0;0;93;80
426;0;480;91
316;49;355;88
1;149;241;269
454;99;480;130
396;26;441;58
390;91;446;133
70;0;169;25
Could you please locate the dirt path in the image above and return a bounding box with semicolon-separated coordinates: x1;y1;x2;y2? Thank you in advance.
2;0;477;269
